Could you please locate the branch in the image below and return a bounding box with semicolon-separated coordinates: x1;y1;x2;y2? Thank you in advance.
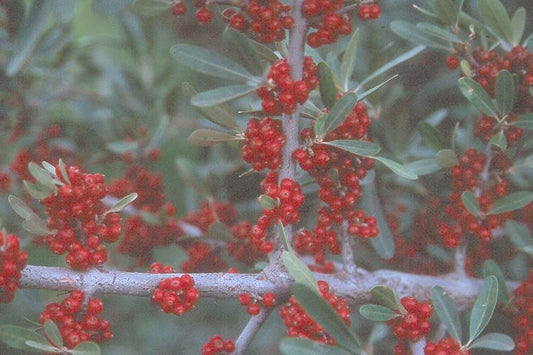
233;307;273;355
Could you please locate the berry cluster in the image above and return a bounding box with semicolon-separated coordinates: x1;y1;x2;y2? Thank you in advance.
0;233;28;303
257;57;318;115
227;220;265;265
39;290;112;348
224;0;293;43
387;297;432;343
512;270;533;354
424;337;470;355
474;114;523;146
241;117;285;171
303;0;380;48
172;0;212;23
151;272;200;316
202;335;235;355
250;172;304;253
0;171;11;193
280;280;350;345
40;164;122;270
239;292;275;315
181;242;228;273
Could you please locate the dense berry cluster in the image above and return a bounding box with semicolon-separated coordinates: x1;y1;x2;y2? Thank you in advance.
257;57;318;115
388;297;432;343
438;149;512;247
303;0;381;48
227;220;265;265
151;273;200;316
474;113;523;146
512;270;533;354
202;335;235;355
0;233;28;303
280;280;350;345
40;164;121;270
224;0;293;43
424;337;470;355
241;117;285;171
39;290;112;348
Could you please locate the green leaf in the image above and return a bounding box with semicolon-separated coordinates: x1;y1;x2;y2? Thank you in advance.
106;140;139;155
416;22;462;43
513;113;533;130
188;129;238;147
431;286;462;342
488;191;533;215
361;178;395;259
175;158;207;194
258;194;278;210
370;286;403;311
249;39;279;63
468;275;498;345
505;220;533;254
373;157;418;180
280;337;350;355
434;0;461;25
106;193;138;214
22;214;54;236
469;332;514;351
206;222;233;242
495;70;515;116
405;159;441;176
489;131;507;151
8;195;35;220
322;140;381;157
314;93;357;138
28;162;57;190
482;260;510;303
23;181;54;200
170;44;256;82
477;0;513;44
182;82;240;131
131;0;173;16
222;28;262;74
44;320;63;348
426;245;453;263
191;85;257;107
418;122;447;151
292;283;362;353
6;1;51;76
41;161;56;175
458;77;498;117
24;340;58;352
435;149;458;168
0;325;49;353
340;29;360;91
356;75;399;102
58;159;70;185
278;222;292;253
359;304;399;322
390;21;449;50
461;191;481;217
510;8;526;46
318;62;338;109
282;252;318;292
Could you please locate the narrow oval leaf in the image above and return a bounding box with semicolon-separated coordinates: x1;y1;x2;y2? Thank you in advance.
318;62;338;109
58;159;71;185
431;286;462;342
356;75;399;102
170;44;256;82
461;191;481;217
106;193;138;214
482;260;510;303
322;140;380;157
434;0;460;25
0;325;48;353
477;0;513;44
360;304;399;322
106;141;139;155
468;276;498;345
370;286;402;310
512;113;533;130
8;195;35;220
405;159;441;176
258;194;277;210
292;283;362;353
458;77;497;117
222;28;262;74
24;340;58;352
418;122;446;151
28;162;57;190
505;220;533;252
70;341;102;355
22;214;54;236
23;181;54;200
182;82;240;130
280;337;350;355
495;70;515;116
373;156;418;180
188;129;238;147
469;332;514;351
282;252;318;292
44;321;63;348
131;0;173;16
390;21;449;50
435;149;459;168
488;191;533;215
511;7;526;46
278;222;292;253
315;93;358;138
340;28;360;91
191;85;257;107
416;23;462;43
489;131;507;151
249;38;279;63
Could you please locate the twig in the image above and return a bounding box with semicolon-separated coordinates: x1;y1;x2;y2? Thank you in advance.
233;307;273;355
